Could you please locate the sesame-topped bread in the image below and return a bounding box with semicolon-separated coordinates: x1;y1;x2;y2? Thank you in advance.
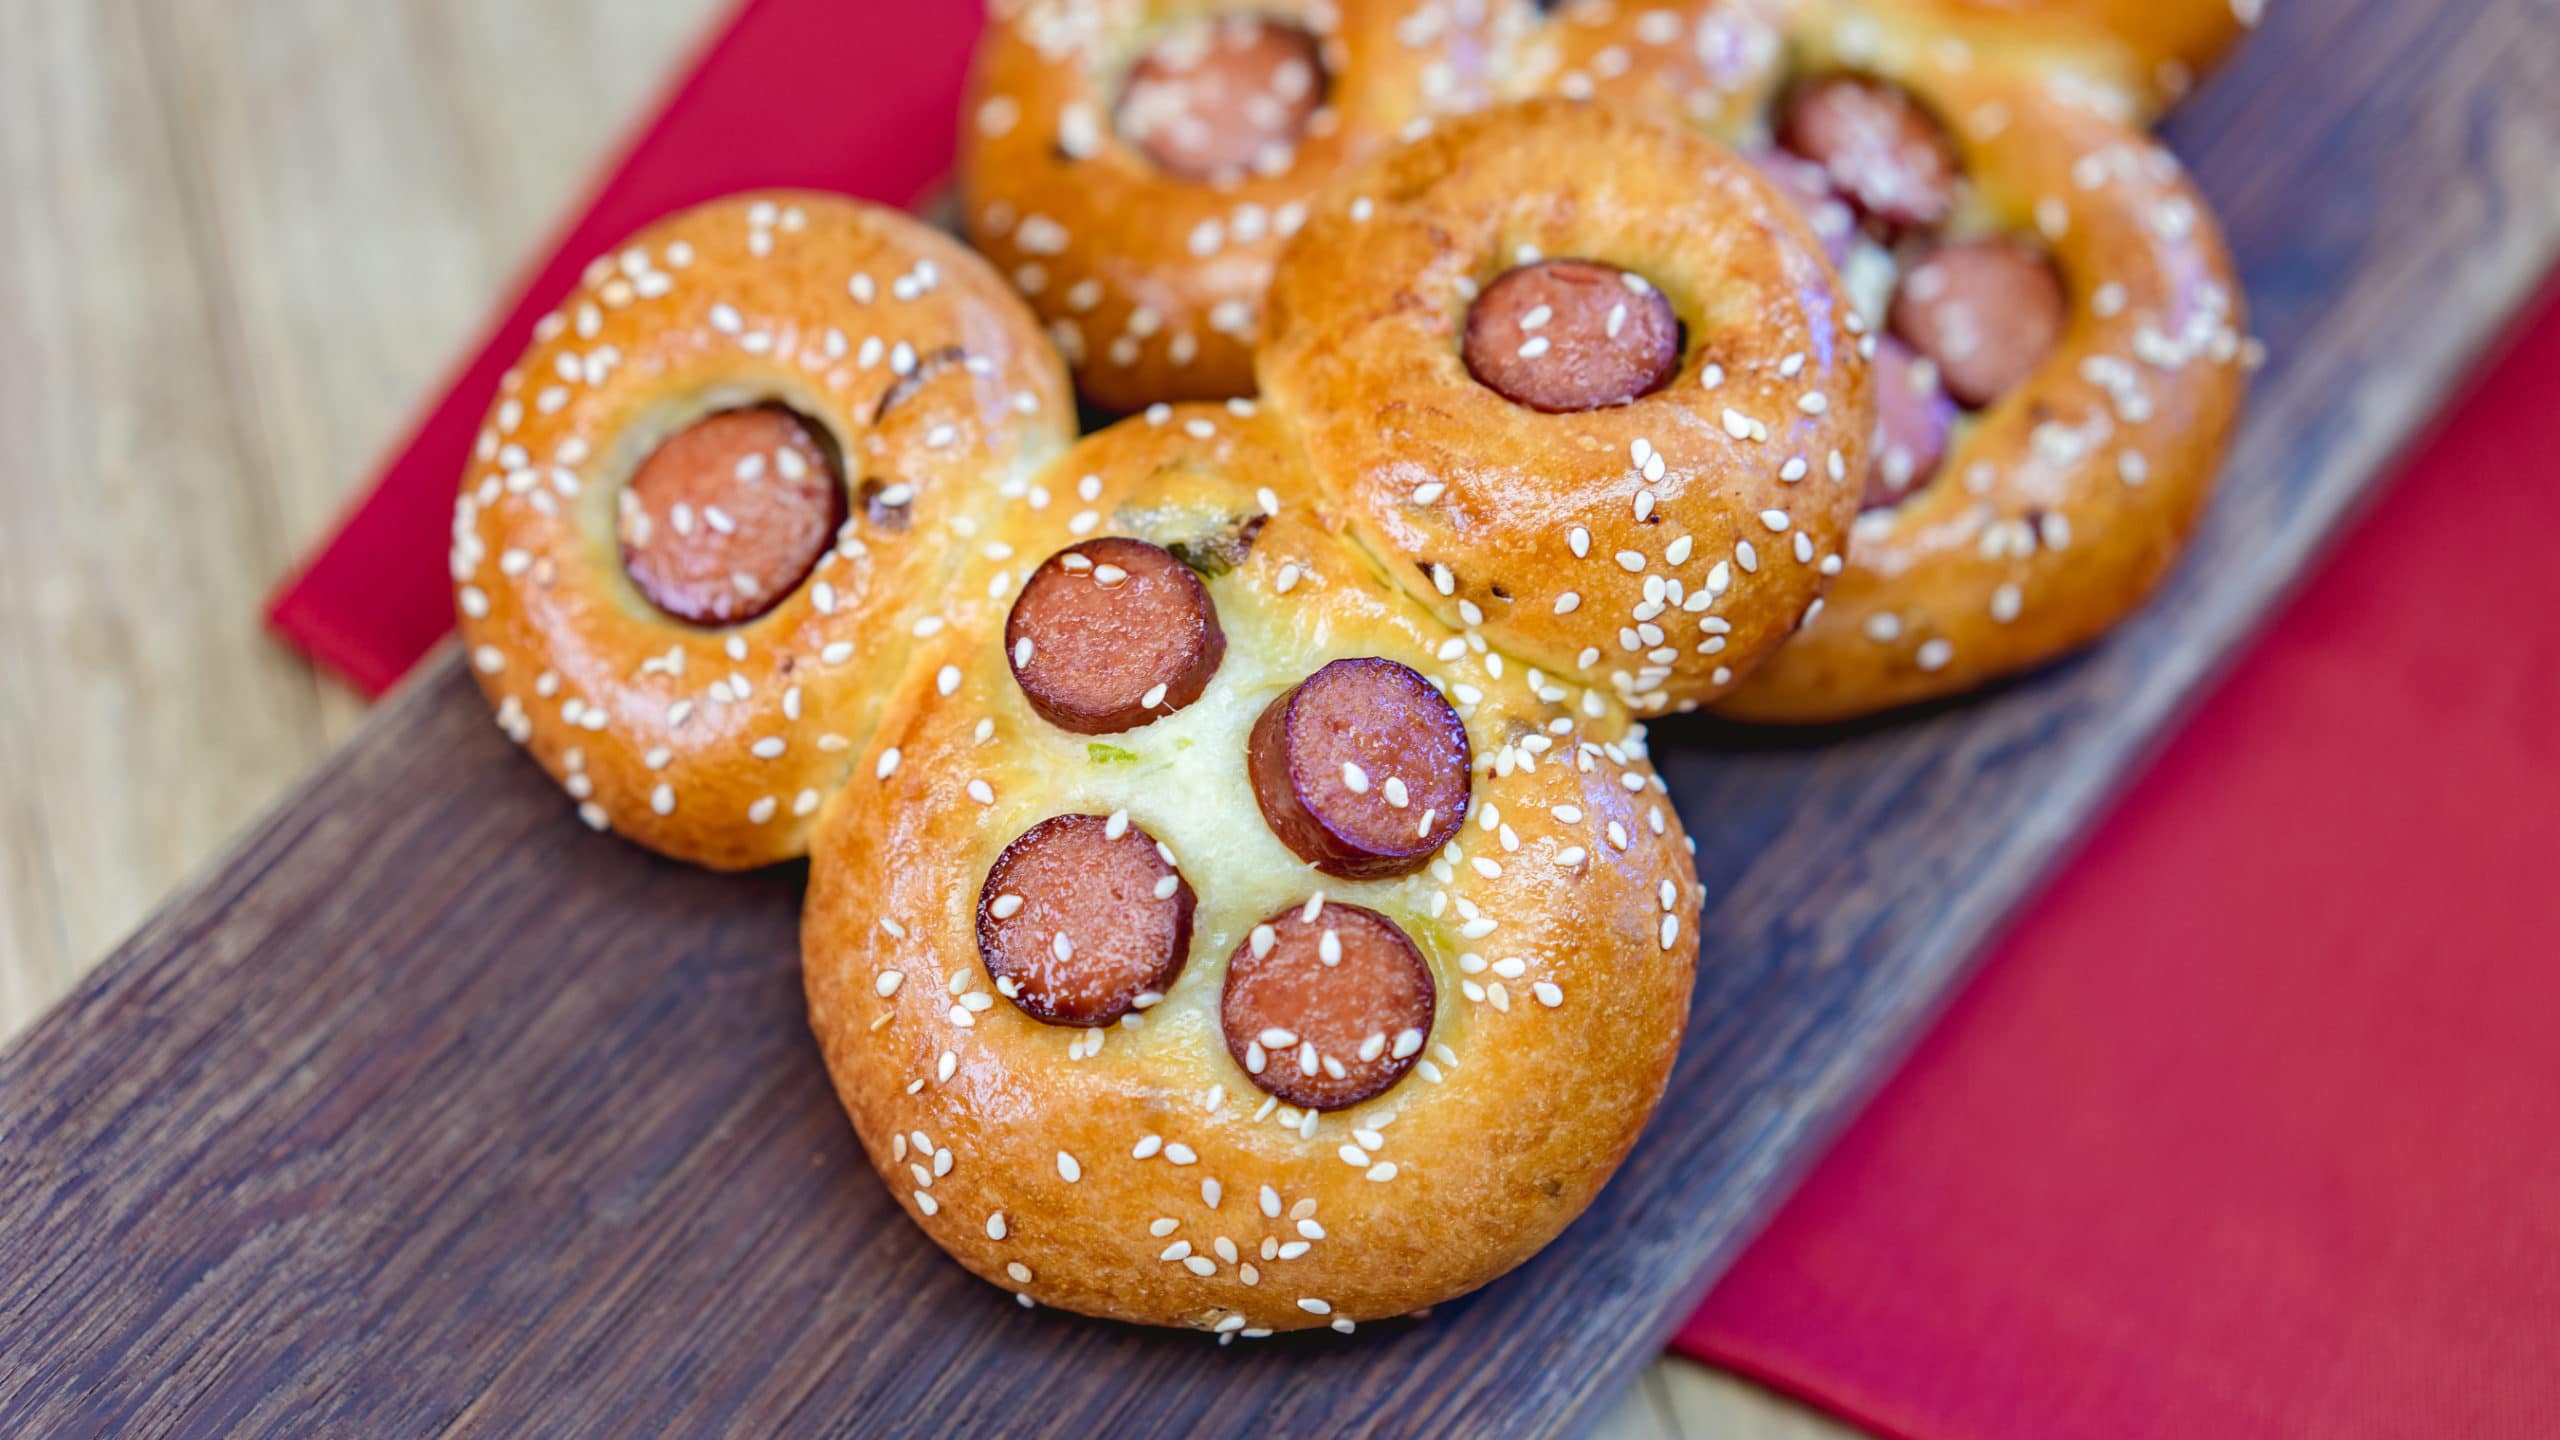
804;403;1700;1334
1259;99;1873;717
1715;12;2254;721
455;107;1821;1333
449;20;2258;1322
957;0;2261;414
450;196;1074;869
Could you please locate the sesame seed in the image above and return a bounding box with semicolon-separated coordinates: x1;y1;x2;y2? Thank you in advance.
1057;1152;1081;1182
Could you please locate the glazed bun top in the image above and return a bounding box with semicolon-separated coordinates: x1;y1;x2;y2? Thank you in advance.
1260;99;1874;716
452;194;1075;871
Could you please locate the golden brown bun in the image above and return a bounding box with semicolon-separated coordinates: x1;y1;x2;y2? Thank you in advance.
1261;99;1874;717
804;405;1701;1333
1717;33;2250;722
452;194;1073;868
961;0;1799;413
963;0;1500;414
1822;0;2263;116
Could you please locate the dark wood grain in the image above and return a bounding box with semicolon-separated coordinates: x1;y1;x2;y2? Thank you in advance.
3;2;2555;1435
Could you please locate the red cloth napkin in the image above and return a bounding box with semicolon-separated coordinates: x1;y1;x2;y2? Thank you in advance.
266;1;2560;1435
1677;296;2560;1438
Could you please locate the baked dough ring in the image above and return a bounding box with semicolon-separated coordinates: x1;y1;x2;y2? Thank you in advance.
804;404;1701;1333
963;0;1507;415
1717;38;2249;722
961;0;1800;413
453;195;1073;868
1261;99;1874;716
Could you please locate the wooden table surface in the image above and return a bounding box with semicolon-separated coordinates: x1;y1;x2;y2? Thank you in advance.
0;1;1837;1434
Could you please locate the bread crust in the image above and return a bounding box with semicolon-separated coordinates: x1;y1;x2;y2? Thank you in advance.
1717;39;2250;722
1262;99;1874;717
804;405;1700;1332
451;195;1074;868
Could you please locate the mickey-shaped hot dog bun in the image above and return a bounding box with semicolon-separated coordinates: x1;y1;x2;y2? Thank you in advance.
459;101;1837;1332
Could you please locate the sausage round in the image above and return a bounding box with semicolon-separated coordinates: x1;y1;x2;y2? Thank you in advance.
1866;335;1957;511
1221;900;1435;1111
1776;76;1958;237
1461;259;1684;414
1117;15;1329;184
1750;147;1858;268
1889;238;2067;408
976;813;1197;1028
1248;657;1471;880
616;405;846;626
1006;538;1227;735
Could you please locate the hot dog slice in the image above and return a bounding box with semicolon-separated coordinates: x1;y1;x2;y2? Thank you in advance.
1751;147;1859;268
1889;238;2067;408
617;405;846;626
1777;76;1958;237
1248;658;1471;879
1222;901;1434;1111
1006;538;1227;735
1866;335;1957;510
977;813;1197;1028
1462;259;1683;413
1118;15;1329;183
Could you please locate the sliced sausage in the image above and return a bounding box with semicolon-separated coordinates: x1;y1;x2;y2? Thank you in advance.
617;405;845;626
1222;901;1434;1111
1007;538;1227;735
1463;259;1684;414
1889;238;2067;409
977;813;1196;1028
1249;658;1471;879
1117;16;1328;183
1776;76;1958;237
1866;335;1957;511
1750;147;1858;269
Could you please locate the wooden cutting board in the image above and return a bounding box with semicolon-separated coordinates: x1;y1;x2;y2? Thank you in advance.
2;1;2552;1435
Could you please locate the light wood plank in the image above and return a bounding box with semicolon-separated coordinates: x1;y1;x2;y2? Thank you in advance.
148;0;719;750
0;0;330;1015
0;0;726;1034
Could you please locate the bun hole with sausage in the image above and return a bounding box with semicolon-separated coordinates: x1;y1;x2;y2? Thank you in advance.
1712;18;2256;722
